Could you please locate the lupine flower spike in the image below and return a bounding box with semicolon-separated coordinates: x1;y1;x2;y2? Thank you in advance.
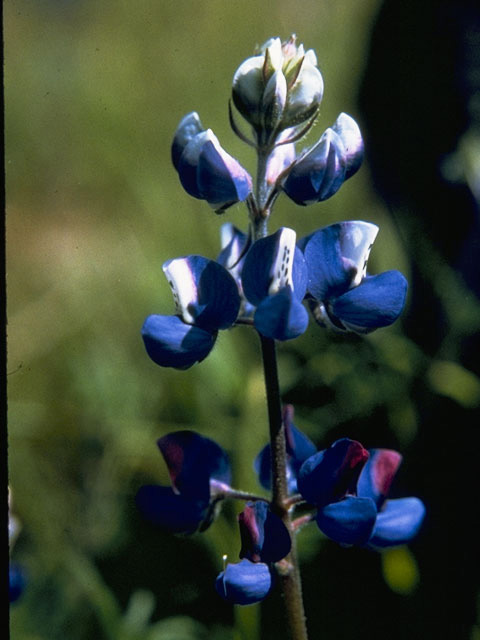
137;34;426;626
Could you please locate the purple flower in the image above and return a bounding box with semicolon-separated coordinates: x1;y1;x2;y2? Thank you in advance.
302;221;408;333
298;440;426;548
216;501;291;605
282;113;364;205
136;431;232;534
142;254;241;369
241;227;309;340
172;112;252;213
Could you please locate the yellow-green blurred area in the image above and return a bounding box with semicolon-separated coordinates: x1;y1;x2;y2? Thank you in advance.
6;1;480;639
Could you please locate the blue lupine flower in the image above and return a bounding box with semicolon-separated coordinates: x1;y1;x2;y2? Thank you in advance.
9;563;27;604
238;501;291;563
298;440;426;548
136;430;232;534
216;501;291;605
9;489;26;604
215;558;274;605
255;404;317;493
282;113;364;205
142;254;241;369
301;221;408;333
172;112;252;212
241;227;309;340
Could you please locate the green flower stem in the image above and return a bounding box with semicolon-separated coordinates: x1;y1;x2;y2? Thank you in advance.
259;334;308;640
221;488;270;502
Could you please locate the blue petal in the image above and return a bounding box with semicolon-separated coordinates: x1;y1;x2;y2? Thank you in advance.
331;113;364;179
242;228;307;306
367;497;426;548
303;222;379;301
177;130;212;199
163;256;241;331
254;288;309;340
297;438;369;507
282;128;346;205
255;408;316;493
135;485;206;534
198;139;252;211
332;270;408;331
171;112;204;171
215;558;273;605
157;430;231;501
238;501;291;563
357;449;403;509
9;563;27;603
141;315;215;369
317;496;377;545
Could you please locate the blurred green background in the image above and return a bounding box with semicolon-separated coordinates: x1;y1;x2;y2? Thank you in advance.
6;1;480;639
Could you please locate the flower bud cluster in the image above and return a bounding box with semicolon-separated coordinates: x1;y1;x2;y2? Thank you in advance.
232;35;324;147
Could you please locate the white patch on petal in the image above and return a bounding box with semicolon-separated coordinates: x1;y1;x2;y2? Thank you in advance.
268;227;297;295
338;222;379;287
163;258;198;325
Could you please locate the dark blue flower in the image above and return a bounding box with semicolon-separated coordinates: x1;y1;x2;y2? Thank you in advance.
172;112;252;213
9;563;27;604
142;254;241;369
302;221;408;333
238;501;291;563
298;440;426;548
241;227;309;340
255;404;317;493
282;112;364;205
136;430;232;534
215;558;273;605
216;501;291;605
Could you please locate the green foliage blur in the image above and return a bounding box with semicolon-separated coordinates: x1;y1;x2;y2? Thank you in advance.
6;1;480;639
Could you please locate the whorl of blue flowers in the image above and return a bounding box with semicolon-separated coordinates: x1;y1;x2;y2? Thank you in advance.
137;35;425;608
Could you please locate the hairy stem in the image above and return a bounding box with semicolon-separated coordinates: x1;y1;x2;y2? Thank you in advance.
259;334;308;640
